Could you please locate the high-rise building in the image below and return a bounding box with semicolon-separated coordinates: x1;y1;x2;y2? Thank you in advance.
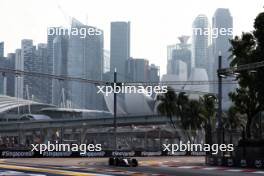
6;53;15;96
127;58;149;82
212;8;233;69
167;44;177;74
110;21;130;81
149;64;160;83
0;53;15;96
167;36;191;78
192;14;209;70
15;49;23;98
0;42;4;57
47;27;59;69
67;19;104;109
127;58;160;83
212;8;234;109
20;39;35;100
169;36;192;78
34;43;49;103
0;56;6;94
46;27;60;104
15;40;50;103
174;60;188;81
103;50;110;73
207;44;214;93
52;35;68;106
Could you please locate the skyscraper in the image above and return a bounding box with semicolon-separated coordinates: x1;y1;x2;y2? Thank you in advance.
15;40;50;103
46;27;60;104
212;8;234;109
168;36;192;78
67;19;104;109
34;43;49;103
15;49;23;98
0;56;6;95
110;21;130;81
207;44;214;93
149;64;160;83
167;44;177;74
52;35;68;106
0;42;4;57
212;8;233;69
127;58;149;82
0;53;15;96
6;53;15;97
192;14;209;70
172;59;188;81
20;39;35;100
103;50;110;73
127;58;160;83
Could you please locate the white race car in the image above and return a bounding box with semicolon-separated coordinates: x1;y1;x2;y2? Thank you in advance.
109;157;138;167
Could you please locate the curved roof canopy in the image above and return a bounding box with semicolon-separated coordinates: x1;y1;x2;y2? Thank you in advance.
0;95;54;114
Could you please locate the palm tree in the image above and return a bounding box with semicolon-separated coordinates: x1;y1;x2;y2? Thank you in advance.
229;88;260;138
156;87;187;128
177;92;189;118
226;106;246;131
198;94;217;145
181;99;203;143
228;12;264;138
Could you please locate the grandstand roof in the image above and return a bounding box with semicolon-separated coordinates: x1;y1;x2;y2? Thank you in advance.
0;95;54;114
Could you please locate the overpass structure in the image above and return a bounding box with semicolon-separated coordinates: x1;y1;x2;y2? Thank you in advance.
0;96;181;149
0;115;181;150
0;115;177;134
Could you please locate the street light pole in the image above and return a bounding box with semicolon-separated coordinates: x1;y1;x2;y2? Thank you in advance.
114;68;117;150
217;53;223;130
217;53;223;155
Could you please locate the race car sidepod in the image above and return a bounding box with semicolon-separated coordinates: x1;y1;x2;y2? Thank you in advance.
109;157;138;167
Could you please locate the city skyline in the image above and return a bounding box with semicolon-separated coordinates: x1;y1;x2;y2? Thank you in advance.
0;0;263;75
0;1;264;173
0;17;161;109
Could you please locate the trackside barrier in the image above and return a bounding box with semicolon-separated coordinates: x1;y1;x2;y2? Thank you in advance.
206;156;264;169
0;150;205;158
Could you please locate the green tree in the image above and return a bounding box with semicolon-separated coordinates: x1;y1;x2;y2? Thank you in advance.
225;105;246;130
199;94;217;145
179;95;216;145
156;87;189;129
181;99;203;142
228;11;264;138
156;87;178;128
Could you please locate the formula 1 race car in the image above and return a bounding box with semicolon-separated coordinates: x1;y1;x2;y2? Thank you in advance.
109;157;138;167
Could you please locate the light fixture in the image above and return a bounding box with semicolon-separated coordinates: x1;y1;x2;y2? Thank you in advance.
249;70;257;74
219;74;227;78
233;72;240;76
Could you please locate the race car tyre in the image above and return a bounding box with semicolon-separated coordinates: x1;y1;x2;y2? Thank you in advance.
109;157;116;166
131;158;138;167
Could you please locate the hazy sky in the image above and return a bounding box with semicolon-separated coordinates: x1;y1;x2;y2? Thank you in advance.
0;0;263;75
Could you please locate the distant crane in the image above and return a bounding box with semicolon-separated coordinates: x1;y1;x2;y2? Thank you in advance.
57;4;89;26
57;4;72;26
